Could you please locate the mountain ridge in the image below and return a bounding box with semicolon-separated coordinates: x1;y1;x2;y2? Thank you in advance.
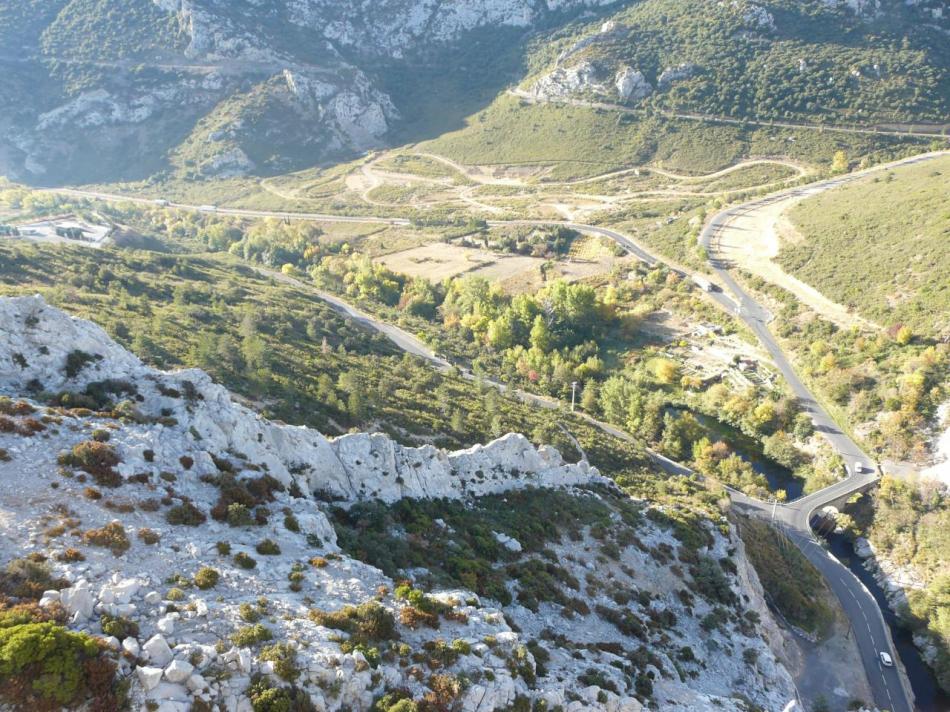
3;0;947;185
0;294;802;711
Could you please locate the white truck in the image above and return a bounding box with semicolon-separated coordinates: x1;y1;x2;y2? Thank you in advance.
692;274;717;292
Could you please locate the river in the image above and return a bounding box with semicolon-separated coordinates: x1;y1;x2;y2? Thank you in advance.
819;531;950;712
667;407;805;498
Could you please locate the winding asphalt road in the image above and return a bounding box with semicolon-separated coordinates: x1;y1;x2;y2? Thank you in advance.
43;150;950;711
696;149;950;712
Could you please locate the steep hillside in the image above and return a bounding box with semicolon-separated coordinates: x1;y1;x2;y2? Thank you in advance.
779;154;950;339
0;295;800;711
0;0;615;185
523;0;950;124
2;0;946;186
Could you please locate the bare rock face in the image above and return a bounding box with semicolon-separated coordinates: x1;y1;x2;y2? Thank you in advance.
615;66;653;102
0;295;599;505
528;61;653;105
2;0;627;183
530;60;605;100
658;62;697;88
0;295;800;711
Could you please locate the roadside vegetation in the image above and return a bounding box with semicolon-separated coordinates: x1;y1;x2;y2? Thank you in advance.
742;272;949;464
0;185;818;499
839;478;950;693
0;239;644;477
737;517;835;638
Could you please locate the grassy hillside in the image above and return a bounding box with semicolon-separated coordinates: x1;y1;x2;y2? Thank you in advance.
422;94;933;179
779;155;950;338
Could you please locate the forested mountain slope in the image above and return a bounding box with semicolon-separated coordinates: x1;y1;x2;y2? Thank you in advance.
1;0;947;186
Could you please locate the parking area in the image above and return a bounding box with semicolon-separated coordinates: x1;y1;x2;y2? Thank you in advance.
1;214;112;248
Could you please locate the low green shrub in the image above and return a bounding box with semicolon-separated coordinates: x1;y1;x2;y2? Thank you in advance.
58;440;121;487
0;622;114;707
82;522;130;555
100;614;138;639
0;559;68;600
165;502;207;526
247;676;315;712
231;624;273;647
259;642;299;681
256;539;280;556
239;603;262;623
309;602;396;646
235;552;257;569
226;504;253;527
194;567;220;590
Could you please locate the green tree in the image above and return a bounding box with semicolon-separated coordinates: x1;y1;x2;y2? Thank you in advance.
831;151;848;174
580;382;598;413
529;314;551;352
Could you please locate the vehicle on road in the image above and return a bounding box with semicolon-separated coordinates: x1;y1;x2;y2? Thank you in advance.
880;651;894;667
198;204;217;213
691;274;718;292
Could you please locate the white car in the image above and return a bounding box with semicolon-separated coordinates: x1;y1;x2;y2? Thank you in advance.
879;651;894;667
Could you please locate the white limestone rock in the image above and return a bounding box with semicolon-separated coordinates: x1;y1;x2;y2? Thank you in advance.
60;580;96;620
165;659;195;683
144;634;175;667
137;665;164;692
157;615;176;636
493;531;523;553
615;66;653;102
854;536;875;558
658;63;697;88
530;60;604;101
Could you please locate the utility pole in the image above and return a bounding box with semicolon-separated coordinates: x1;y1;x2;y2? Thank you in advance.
771;498;778;523
570;381;578;411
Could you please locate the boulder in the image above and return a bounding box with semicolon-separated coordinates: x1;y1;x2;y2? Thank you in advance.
38;590;60;608
136;665;164;691
493;531;523;553
157;615;176;635
60;580;95;620
615;66;653;102
144;634;174;667
186;673;209;693
165;659;194;683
